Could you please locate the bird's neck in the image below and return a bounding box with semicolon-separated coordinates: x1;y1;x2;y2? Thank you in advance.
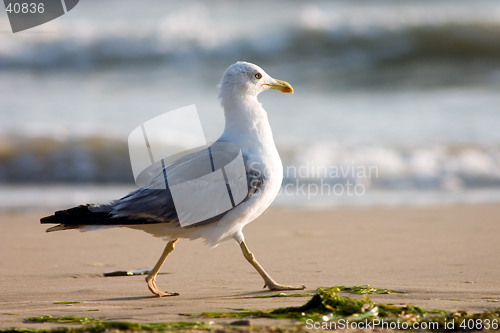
219;95;275;149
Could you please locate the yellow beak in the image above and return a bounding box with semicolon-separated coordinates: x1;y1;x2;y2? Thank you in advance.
264;79;294;93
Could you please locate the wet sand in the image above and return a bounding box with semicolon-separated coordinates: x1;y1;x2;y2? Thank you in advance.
1;204;499;329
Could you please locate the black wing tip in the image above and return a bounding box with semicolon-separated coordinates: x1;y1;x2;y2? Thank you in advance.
40;215;55;224
40;204;163;227
40;205;92;225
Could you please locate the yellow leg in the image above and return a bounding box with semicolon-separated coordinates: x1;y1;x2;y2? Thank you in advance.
146;239;179;297
239;241;306;291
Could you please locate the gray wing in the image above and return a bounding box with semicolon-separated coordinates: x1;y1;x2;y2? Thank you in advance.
106;145;265;226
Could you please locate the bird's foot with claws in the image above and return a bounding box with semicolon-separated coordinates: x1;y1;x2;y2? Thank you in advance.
146;276;179;297
264;282;306;291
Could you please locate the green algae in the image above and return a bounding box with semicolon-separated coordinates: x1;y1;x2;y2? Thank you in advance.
26;316;100;325
337;285;396;294
188;286;500;331
17;316;208;332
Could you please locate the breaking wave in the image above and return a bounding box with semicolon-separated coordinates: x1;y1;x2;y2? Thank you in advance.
2;1;500;71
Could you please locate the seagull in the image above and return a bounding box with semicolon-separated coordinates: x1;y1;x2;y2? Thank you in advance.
41;61;306;297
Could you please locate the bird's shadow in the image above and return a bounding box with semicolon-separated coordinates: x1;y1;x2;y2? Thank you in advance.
97;295;162;301
231;290;272;297
96;289;312;302
229;289;311;298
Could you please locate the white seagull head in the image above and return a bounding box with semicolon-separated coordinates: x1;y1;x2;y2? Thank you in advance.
218;61;293;106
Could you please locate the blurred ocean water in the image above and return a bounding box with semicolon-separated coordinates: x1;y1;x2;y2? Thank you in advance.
1;0;500;208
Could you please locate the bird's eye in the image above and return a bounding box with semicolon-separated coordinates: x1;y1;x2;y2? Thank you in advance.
254;73;262;79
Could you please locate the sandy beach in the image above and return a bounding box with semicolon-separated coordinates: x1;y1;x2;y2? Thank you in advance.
1;204;499;330
2;1;500;331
